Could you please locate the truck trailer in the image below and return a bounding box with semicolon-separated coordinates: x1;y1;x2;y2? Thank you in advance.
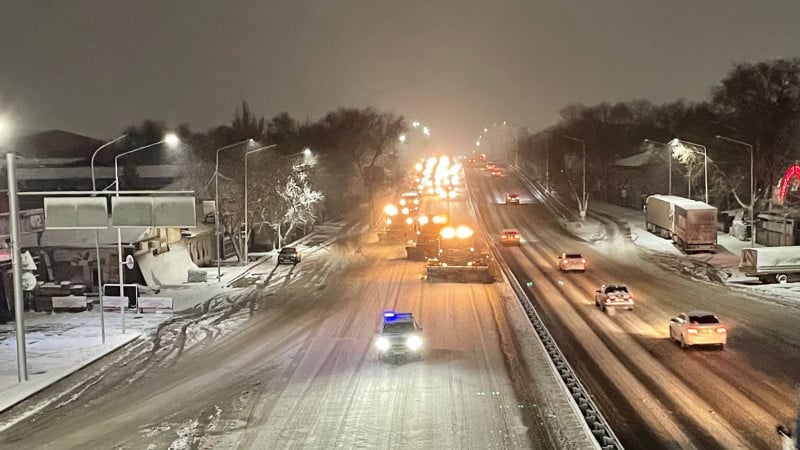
739;246;800;284
645;195;717;252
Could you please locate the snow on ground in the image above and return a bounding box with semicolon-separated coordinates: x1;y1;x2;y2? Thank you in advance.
561;199;800;306
0;218;354;418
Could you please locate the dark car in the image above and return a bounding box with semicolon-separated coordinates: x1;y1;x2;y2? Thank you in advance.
277;246;301;264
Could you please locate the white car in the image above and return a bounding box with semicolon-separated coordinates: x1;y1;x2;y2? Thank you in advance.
594;284;634;312
558;253;586;272
669;311;727;350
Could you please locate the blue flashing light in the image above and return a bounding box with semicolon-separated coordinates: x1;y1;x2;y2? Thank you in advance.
383;311;413;323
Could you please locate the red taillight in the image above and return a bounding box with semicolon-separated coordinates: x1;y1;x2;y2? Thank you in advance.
686;328;699;334
607;295;615;300
715;327;727;334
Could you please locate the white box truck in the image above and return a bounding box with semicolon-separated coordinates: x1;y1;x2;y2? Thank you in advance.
645;195;717;252
740;246;800;284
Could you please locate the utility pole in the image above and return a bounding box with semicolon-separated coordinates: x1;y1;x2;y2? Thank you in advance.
7;153;28;382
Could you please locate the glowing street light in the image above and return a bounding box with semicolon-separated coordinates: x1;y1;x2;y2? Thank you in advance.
399;134;406;143
412;121;420;128
669;138;708;204
422;126;430;136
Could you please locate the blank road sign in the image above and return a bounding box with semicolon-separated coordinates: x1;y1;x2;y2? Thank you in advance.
153;196;196;227
111;196;196;228
112;197;154;227
44;197;108;229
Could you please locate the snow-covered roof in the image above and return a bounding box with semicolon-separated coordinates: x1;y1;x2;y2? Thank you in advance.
38;228;149;248
614;148;661;168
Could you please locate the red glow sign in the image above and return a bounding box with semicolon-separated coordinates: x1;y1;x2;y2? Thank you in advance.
779;163;800;201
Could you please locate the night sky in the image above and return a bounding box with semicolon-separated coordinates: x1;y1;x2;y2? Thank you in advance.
1;1;799;150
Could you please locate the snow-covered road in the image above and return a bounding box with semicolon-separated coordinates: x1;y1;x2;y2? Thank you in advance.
0;209;590;448
471;166;800;449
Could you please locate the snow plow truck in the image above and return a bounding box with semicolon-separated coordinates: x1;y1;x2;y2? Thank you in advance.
426;225;494;283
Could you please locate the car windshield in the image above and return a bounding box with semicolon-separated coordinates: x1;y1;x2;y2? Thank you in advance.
566;254;582;258
689;314;719;324
280;248;296;254
383;321;415;334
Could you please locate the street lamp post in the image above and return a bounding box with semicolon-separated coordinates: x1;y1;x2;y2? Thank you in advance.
563;135;587;219
671;139;708;204
215;139;254;280
244;144;277;264
114;134;179;333
6;152;27;381
717;135;756;247
90;134;127;344
644;139;672;195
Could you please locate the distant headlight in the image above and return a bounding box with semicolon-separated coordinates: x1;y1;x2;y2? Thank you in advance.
376;337;390;351
406;335;423;351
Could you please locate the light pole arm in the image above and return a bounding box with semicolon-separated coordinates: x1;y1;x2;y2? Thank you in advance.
91;134;127;190
114;140;167;191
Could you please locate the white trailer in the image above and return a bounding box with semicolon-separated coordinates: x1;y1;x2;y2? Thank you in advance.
673;203;717;252
740;246;800;284
645;195;717;252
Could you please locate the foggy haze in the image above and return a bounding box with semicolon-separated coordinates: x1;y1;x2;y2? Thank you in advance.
1;0;799;150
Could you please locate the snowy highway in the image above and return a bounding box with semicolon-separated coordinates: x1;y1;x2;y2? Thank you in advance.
0;205;588;448
470;166;800;449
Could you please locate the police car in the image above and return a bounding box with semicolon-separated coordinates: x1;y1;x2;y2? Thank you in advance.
375;311;424;361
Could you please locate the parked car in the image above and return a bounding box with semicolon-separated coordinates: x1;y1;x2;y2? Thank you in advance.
669;311;727;350
490;169;503;177
558;253;586;272
277;246;301;264
594;284;634;312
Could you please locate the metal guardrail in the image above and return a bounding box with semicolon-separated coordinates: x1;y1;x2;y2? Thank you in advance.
466;174;623;450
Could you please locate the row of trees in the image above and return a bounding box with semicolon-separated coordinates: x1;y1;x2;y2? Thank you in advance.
116;102;407;260
518;58;800;212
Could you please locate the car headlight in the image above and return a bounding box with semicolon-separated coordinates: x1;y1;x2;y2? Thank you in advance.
406;335;423;351
376;337;390;351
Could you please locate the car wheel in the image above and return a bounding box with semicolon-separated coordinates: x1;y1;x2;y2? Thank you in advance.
601;305;607;313
777;274;789;284
628;306;634;311
595;297;599;307
680;335;688;351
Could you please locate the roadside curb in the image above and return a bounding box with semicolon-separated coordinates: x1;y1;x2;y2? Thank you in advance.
0;332;140;415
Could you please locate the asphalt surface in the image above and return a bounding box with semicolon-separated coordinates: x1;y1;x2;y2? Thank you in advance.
470;166;800;450
0;210;567;448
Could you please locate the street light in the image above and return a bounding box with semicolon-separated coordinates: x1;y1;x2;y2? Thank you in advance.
563;135;587;218
644;139;673;195
90;133;127;344
717;135;756;247
670;138;708;204
244;144;277;264
114;133;180;333
399;134;406;143
215;139;255;279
